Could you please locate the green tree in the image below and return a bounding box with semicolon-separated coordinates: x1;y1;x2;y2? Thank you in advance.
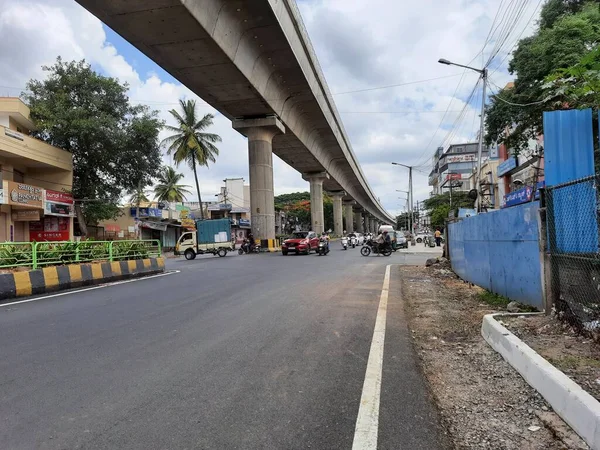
544;46;600;109
23;58;163;236
153;166;191;203
423;192;474;227
161;99;221;220
485;1;600;151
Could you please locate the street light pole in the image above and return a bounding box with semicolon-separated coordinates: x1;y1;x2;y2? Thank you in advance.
392;163;414;233
438;58;487;212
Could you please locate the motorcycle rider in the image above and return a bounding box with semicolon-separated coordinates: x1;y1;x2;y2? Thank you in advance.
247;232;255;252
321;232;330;252
375;231;385;253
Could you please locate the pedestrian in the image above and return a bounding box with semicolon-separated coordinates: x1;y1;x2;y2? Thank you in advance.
434;228;442;247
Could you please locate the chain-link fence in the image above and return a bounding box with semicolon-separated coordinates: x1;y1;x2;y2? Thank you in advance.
546;174;600;331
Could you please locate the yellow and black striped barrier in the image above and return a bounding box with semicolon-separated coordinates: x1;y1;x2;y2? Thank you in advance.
0;257;165;300
256;239;280;253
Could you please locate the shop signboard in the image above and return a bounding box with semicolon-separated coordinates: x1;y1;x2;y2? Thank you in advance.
44;189;75;217
130;207;161;218
14;210;40;221
239;219;251;228
497;157;517;177
503;185;534;208
4;181;43;208
443;154;477;164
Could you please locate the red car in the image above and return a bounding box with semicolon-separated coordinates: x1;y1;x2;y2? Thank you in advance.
281;231;319;255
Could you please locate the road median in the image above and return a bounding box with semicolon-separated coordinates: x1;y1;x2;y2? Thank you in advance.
0;257;165;300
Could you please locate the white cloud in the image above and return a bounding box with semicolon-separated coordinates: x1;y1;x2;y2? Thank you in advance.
0;0;541;214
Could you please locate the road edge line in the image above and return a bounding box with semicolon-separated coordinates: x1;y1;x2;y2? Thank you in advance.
352;264;391;450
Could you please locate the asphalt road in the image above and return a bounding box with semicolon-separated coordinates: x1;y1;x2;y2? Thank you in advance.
0;245;447;449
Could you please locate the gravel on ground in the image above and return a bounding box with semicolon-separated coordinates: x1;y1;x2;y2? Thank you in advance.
400;264;588;450
502;314;600;403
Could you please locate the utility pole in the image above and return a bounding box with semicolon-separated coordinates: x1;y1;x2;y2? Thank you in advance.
392;163;414;236
438;58;487;212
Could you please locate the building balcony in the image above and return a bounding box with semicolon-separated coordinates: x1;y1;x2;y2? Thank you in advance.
0;125;72;173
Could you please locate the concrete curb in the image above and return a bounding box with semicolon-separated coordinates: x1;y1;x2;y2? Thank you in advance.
482;313;600;449
0;257;165;301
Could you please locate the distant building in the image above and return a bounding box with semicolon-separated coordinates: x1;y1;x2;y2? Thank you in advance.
428;143;491;196
209;178;251;243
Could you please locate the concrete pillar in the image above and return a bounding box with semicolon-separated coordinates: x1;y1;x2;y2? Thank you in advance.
303;172;329;235
233;117;285;241
330;191;345;236
363;212;369;233
371;218;377;233
354;211;364;233
344;201;355;234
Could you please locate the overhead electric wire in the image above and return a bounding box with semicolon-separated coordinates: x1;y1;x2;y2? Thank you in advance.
485;0;528;66
489;0;544;76
487;79;547;106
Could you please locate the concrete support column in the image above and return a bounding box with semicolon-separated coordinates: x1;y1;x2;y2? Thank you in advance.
233;117;285;241
354;211;364;233
330;191;345;237
344;201;355;234
371;218;377;233
303;172;329;235
362;212;369;233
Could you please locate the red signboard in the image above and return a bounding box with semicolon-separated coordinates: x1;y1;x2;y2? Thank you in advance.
30;230;70;241
446;173;462;181
45;189;74;205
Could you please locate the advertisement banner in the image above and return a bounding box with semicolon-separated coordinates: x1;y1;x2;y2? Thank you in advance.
141;221;168;231
29;216;70;241
4;181;43;208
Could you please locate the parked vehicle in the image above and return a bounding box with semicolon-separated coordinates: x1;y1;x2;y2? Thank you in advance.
341;236;348;250
317;238;330;256
175;219;234;260
396;233;408;249
281;231;319;255
360;238;392;257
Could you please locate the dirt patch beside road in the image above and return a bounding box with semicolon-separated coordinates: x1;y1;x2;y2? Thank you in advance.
400;265;587;449
502;314;600;403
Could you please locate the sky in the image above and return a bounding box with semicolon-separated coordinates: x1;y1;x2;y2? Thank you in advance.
0;0;543;216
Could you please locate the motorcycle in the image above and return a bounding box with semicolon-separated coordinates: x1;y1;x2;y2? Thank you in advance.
360;239;392;257
317;239;330;256
238;239;261;255
341;237;348;250
349;236;357;248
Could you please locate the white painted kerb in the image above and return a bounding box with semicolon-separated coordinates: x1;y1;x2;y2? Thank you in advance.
482;313;600;449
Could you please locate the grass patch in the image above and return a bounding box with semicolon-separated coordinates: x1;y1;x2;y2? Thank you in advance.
548;355;600;370
479;290;510;307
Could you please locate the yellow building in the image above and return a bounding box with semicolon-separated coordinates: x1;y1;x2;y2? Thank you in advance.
0;98;74;241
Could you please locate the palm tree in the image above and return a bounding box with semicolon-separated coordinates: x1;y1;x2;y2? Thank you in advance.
161;99;221;220
154;166;192;203
128;181;150;239
128;184;150;206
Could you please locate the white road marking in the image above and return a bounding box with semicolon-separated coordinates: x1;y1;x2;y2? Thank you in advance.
0;270;180;308
352;264;391;450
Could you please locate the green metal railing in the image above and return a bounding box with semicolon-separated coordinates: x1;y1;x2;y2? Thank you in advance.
0;240;161;270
